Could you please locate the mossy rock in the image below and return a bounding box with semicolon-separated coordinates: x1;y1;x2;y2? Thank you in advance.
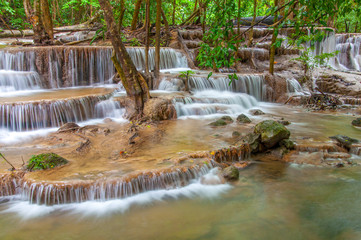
280;139;295;150
209;119;228;127
220;116;234;123
222;166;239;181
352;118;361;127
254;120;290;148
232;131;241;137
27;153;69;171
329;135;359;150
237;114;251;123
249;109;265;116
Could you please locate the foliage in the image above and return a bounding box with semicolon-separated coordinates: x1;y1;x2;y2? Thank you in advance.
27;153;69;171
129;37;141;46
197;0;240;70
178;70;194;79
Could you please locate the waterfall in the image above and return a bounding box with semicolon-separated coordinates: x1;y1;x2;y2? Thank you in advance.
95;99;125;119
173;90;259;118
0;47;189;88
313;32;361;71
0;93;113;131
0;164;213;205
286;78;306;95
0;70;42;92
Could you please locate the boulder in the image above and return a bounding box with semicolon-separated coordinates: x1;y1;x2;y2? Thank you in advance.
209;119;227;127
280;139;295;150
220;116;234;123
57;122;80;132
254;120;290;148
249;109;265;115
329;135;359;150
222;166;239;181
352;118;361;127
27;153;69;171
242;133;261;153
237;114;251;123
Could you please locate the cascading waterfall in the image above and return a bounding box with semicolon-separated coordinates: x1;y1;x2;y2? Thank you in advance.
286;78;306;95
313;32;361;72
0;93;113;131
0;47;189;88
0;164;214;205
0;70;42;92
173;90;259;117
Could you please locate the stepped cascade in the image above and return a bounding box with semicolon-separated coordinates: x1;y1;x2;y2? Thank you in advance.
0;47;189;88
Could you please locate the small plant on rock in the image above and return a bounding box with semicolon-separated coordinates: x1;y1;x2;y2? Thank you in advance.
27;153;69;171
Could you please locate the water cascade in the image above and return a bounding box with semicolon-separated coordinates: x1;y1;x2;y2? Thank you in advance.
0;70;42;92
0;164;214;205
159;74;266;118
0;47;189;88
0;92;114;131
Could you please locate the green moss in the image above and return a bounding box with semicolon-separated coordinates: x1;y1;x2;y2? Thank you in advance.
27;153;69;171
209;119;228;127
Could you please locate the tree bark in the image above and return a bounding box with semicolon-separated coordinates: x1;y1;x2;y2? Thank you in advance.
131;0;142;30
161;8;171;46
269;0;279;75
155;0;162;79
118;0;126;32
145;0;151;87
98;0;150;118
40;0;54;40
248;0;257;46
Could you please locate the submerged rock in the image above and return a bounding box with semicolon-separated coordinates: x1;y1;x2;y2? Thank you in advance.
237;114;251;123
254;120;290;148
249;109;265;115
278;120;291;126
220;116;234;123
352;118;361;127
209;119;228;127
329;135;359;150
27;153;69;171
222;166;239;181
57;122;80;132
280;139;295;150
232;131;241;137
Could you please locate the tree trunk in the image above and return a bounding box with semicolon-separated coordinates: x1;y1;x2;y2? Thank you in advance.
98;0;150;118
269;0;279;75
131;0;142;30
145;0;151;87
118;0;126;32
40;0;54;40
161;8;171;46
172;0;176;26
154;0;162;80
248;0;257;46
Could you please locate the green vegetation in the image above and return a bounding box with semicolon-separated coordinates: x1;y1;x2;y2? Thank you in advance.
27;153;69;171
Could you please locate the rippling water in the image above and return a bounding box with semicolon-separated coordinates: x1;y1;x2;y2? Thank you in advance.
0;162;360;240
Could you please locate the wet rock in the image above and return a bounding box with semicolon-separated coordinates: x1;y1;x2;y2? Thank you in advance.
27;153;69;171
57;122;80;132
237;114;251;123
232;131;241;137
254;120;290;148
222;166;239;181
352;118;361;127
278;120;291;126
220;116;234;123
329;135;359;150
335;162;345;168
249;109;265;115
242;133;261;153
280;139;295;150
209;119;228;127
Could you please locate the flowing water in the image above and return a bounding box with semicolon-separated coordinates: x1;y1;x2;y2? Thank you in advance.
0;163;360;240
0;44;360;239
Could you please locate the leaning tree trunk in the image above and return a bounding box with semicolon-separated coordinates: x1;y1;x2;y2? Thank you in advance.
248;0;257;46
269;0;279;75
98;0;150;118
40;0;54;40
154;0;162;80
23;0;52;45
131;0;142;30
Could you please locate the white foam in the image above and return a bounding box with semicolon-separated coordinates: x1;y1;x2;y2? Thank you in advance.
1;169;231;220
0;128;57;144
